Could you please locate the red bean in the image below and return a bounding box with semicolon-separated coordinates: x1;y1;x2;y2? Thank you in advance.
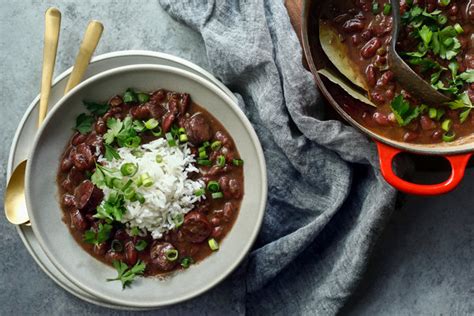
61;194;75;208
210;217;221;226
370;91;385;104
105;251;125;263
70;209;89;231
211;226;224;238
179;94;190;115
71;133;87;146
365;64;376;87
162;112;176;133
95;117;107;135
448;4;458;16
361;38;382;59
150;89;166;104
108;96;123;107
60;157;73;172
376;71;394;87
125;241;138;266
93;242;108;256
351;34;362;46
130;105;151;120
420;115;437;130
168;98;178;115
403;131;419;142
223;202;234;222
373;112;390;126
342;19;365;33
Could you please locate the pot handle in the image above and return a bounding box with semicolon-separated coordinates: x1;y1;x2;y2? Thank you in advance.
376;141;472;195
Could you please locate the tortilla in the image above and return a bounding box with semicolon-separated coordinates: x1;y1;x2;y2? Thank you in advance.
319;21;369;92
318;69;376;107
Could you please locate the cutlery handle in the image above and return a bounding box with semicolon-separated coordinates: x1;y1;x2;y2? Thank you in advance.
38;7;61;127
64;20;103;94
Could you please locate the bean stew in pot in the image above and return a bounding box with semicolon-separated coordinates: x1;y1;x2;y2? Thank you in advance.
319;0;474;143
57;88;244;288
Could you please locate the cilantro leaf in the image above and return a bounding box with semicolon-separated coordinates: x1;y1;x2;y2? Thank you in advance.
83;223;112;245
448;92;473;110
460;108;471;123
390;95;421;126
458;70;474;83
83;101;109;116
104;143;121;161
107;260;146;289
418;25;432;47
75;113;94;134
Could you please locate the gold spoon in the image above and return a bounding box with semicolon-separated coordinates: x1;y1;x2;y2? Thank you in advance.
5;7;61;225
4;17;104;225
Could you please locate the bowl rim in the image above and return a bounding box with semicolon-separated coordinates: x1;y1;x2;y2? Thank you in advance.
25;63;267;308
300;0;474;156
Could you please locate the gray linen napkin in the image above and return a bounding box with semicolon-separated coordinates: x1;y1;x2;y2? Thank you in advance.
158;0;398;314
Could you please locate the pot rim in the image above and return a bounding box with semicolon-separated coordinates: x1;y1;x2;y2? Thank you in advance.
300;0;474;156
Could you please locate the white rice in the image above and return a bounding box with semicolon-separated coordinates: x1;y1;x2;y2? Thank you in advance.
98;138;205;239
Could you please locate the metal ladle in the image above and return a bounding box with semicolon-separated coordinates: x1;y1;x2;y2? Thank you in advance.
388;0;451;105
4;11;103;225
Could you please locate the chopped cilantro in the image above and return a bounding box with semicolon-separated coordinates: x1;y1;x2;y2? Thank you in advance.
75;113;94;134
107;260;146;289
390;95;421;126
83;223;112;245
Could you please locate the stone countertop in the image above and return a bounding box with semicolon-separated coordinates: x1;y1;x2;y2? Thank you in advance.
0;1;472;314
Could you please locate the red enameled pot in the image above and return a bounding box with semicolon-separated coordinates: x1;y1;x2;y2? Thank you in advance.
301;0;473;195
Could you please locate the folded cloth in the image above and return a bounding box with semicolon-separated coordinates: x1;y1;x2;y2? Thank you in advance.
158;0;397;314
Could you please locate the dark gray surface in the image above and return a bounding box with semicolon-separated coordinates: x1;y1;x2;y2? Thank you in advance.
0;0;472;315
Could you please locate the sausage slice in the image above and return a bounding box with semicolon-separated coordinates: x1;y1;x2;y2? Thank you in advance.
181;212;212;243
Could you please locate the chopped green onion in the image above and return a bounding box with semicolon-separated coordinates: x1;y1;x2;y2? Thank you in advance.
165;249;179;261
112;178;124;189
198;146;207;153
140;173;154;187
211;192;223;199
166;132;176;147
173;214;184;228
210;141;222;151
122;179;133;191
436;108;445;121
123;88;138;103
178;127;186;134
232;159;244;166
197;159;212;166
199;150;208;159
144;118;159;130
454;23;464;34
208;238;219;251
438;15;447;25
137;93;150;103
131;149;144;157
135;240;148;251
120;163;138;177
372;1;379;14
202;141;210;148
207;181;220;192
194;188;205;197
124;187;136;200
383;3;391;15
216;155;226;167
441;119;452;132
442;131;456;142
130;227;140;236
428;108;437;119
124;136;141;148
439;0;450;6
180;257;193;268
151;127;162;137
111;240;123;252
135;192;145;204
156;155;163;163
179;134;188;142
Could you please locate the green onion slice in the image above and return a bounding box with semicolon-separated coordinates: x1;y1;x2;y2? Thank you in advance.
383;3;391;15
144;118;159;130
165;249;179;261
173;214;184;228
428;108;437;119
454;23;464;34
211;192;223;199
120;163;138;177
208;238;219;251
442;131;456;142
441;119;452;132
195;188;205;197
135;192;145;204
207;181;220;193
111;239;123;252
178;127;186;134
156;155;163;163
197;159;212;166
179;134;188;143
232;159;244;166
210;141;222;151
140;173;154;187
166;132;176;147
135;240;148;251
199;150;208;159
180;257;193;268
216;155;226;167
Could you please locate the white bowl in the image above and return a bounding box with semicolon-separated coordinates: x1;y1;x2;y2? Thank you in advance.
25;64;267;308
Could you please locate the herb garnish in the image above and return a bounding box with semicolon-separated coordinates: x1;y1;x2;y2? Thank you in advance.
107;260;146;289
447;92;474;123
390;95;421;126
75;113;94;134
83;223;113;245
83;101;109;116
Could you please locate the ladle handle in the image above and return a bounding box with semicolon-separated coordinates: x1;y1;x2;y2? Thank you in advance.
64;21;103;94
376;141;472;195
38;8;61;127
